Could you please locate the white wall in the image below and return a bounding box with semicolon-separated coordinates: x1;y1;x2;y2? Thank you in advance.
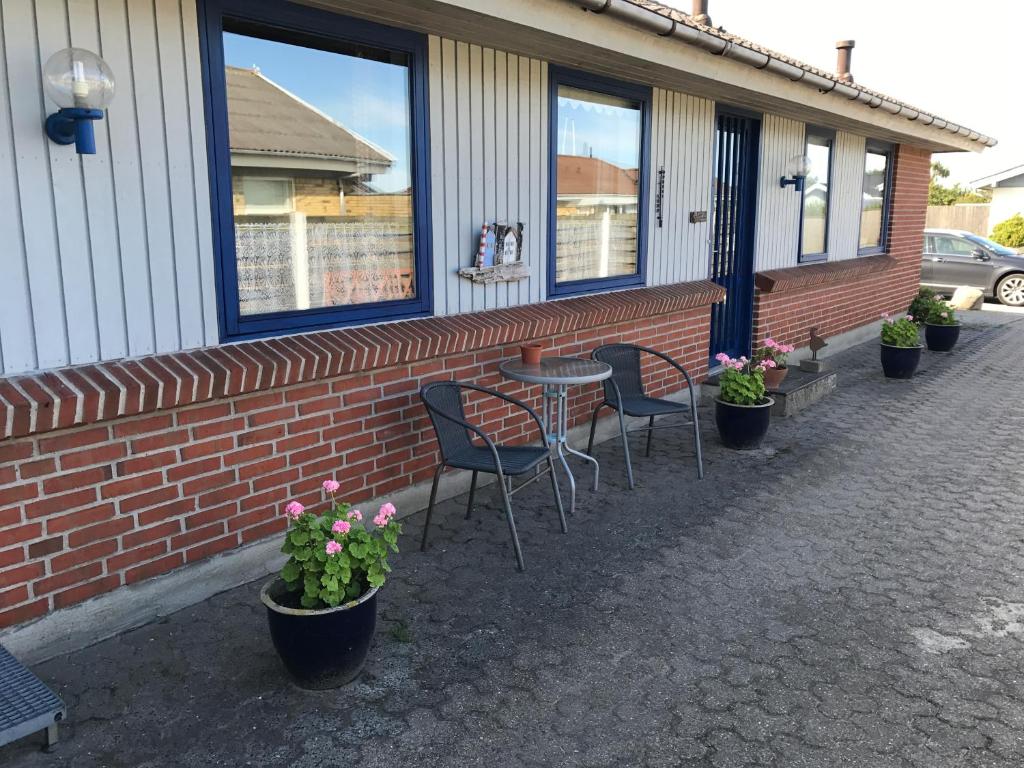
647;89;716;285
990;187;1024;234
0;1;879;377
428;37;548;313
0;0;218;377
828;131;867;261
752;114;804;271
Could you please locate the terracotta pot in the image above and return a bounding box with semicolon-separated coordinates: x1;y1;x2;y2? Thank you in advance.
520;343;543;365
762;365;789;390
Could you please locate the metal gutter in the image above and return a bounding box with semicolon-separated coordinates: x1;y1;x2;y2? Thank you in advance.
573;0;997;147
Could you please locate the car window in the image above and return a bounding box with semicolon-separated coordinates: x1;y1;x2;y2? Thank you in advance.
965;234;1016;257
932;236;976;256
924;235;936;254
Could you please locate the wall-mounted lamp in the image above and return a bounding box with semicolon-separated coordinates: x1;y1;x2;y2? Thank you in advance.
43;48;115;155
779;153;810;192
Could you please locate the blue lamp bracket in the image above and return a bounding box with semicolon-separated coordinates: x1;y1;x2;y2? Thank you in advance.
44;107;104;154
779;175;805;192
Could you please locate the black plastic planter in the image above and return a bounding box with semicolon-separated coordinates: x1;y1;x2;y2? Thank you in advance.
261;579;378;689
880;343;923;379
714;397;774;450
925;323;960;352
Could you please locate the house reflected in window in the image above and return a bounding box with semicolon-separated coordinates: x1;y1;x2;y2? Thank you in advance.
223;34;416;317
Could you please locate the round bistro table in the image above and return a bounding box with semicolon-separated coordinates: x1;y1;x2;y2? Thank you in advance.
498;356;612;516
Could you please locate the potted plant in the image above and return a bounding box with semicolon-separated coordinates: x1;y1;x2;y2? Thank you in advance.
753;338;796;389
908;287;936;327
713;353;775;450
924;300;960;352
260;481;401;689
880;313;923;379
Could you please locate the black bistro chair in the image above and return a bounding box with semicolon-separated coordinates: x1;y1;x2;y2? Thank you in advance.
586;344;704;489
419;382;566;571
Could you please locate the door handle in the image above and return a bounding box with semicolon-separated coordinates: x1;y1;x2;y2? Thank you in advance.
929;257;945;262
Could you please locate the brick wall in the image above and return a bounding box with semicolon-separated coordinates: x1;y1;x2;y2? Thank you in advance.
752;144;930;348
0;284;719;630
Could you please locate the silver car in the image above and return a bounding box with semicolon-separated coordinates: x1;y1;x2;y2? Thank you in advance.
922;228;1024;306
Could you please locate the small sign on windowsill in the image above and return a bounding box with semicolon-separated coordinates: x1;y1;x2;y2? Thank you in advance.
689;210;708;223
459;221;528;284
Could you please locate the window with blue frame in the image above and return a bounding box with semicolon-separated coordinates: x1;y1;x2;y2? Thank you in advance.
859;141;894;255
799;128;833;263
547;68;650;297
198;0;431;341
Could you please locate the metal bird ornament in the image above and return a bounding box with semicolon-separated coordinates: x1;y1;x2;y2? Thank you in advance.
809;327;828;361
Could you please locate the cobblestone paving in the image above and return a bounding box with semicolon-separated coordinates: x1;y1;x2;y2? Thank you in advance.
4;314;1024;767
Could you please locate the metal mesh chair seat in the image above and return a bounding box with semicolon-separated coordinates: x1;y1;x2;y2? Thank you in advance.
615;396;693;419
587;344;704;489
419;382;566;571
446;445;550;475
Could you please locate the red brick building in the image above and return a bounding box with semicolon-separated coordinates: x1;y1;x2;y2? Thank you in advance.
0;0;993;654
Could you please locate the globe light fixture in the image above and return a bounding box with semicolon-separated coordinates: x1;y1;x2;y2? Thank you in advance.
779;153;810;191
42;48;115;154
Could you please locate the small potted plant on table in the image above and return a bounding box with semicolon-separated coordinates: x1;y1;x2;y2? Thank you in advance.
714;353;775;450
924;300;960;352
753;338;796;389
261;481;401;689
880;313;923;379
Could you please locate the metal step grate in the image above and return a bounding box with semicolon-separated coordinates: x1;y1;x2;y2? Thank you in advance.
0;644;65;750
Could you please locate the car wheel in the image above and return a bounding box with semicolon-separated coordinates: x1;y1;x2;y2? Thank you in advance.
996;274;1024;307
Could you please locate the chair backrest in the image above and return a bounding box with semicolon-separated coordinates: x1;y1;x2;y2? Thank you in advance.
593;344;646;403
420;382;475;461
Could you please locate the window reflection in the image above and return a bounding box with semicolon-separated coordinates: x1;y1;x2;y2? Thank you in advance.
554;85;642;284
801;136;830;257
223;31;415;316
860;151;888;249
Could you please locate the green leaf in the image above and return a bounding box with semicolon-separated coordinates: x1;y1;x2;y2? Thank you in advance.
281;561;301;582
288;529;310;547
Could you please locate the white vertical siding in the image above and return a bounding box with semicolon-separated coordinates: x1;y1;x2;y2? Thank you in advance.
0;0;217;376
829;131;867;261
647;89;716;284
753;114;804;272
428;36;548;315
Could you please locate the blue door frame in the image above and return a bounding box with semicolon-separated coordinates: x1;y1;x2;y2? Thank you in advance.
709;109;760;363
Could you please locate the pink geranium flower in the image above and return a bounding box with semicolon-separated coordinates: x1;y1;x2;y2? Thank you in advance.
325;540;342;556
348;509;363;522
322;479;340;494
763;338;777;349
284;501;304;520
332;519;351;534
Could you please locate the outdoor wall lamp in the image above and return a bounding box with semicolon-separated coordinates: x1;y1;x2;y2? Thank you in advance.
780;153;810;191
42;48;115;155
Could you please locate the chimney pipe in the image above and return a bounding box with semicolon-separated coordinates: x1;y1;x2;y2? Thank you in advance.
835;40;855;84
692;0;711;27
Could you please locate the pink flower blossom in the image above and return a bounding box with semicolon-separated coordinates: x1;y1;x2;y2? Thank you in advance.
331;519;351;534
906;314;914;321
373;512;388;526
322;479;340;494
761;359;777;368
778;343;795;353
763;338;777;349
715;352;730;364
379;502;396;518
284;501;304;520
325;540;342;556
940;311;948;318
347;509;363;522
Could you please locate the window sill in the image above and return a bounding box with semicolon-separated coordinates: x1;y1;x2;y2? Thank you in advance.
755;253;896;293
0;280;725;441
